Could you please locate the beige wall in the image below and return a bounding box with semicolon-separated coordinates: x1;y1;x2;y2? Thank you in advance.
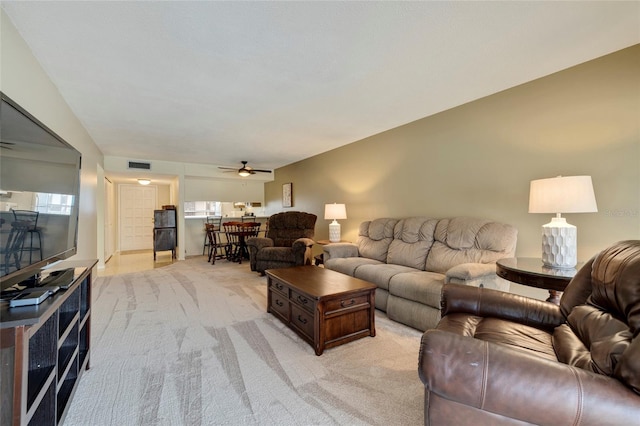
1;10;103;265
266;45;640;265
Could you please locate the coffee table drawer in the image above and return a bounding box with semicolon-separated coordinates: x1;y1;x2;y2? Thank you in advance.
270;293;289;318
324;293;370;313
291;289;314;313
271;280;289;297
291;305;314;339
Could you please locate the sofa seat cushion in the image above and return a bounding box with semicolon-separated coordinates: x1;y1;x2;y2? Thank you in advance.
437;313;558;361
353;264;418;291
324;257;382;277
256;246;297;263
388;270;445;308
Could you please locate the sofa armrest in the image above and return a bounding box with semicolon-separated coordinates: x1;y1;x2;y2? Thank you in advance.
292;237;315;250
246;237;274;252
442;283;565;330
445;262;498;283
445;263;512;291
323;242;359;262
291;238;315;266
246;237;274;271
419;330;640;425
291;238;315;257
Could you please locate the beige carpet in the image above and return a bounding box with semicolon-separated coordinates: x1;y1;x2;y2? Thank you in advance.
64;258;424;425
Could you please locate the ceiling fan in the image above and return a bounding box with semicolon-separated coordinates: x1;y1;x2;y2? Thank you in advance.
218;161;272;177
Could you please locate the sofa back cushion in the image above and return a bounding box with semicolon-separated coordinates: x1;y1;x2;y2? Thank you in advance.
425;217;518;273
356;218;398;262
556;240;640;393
266;211;317;247
387;217;438;270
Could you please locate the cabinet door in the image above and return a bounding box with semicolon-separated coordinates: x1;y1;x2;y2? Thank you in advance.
154;210;176;228
154;228;176;251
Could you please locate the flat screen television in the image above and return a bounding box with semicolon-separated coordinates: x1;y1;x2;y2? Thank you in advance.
0;92;81;289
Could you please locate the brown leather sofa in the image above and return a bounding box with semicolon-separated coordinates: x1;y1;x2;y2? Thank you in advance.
418;240;640;425
246;211;316;275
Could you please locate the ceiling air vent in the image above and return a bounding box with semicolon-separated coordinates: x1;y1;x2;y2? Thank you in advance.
128;161;151;170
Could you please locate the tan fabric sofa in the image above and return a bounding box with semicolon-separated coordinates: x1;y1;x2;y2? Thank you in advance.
323;217;517;331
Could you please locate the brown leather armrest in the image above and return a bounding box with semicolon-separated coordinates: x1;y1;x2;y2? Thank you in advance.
442;283;565;330
419;330;640;425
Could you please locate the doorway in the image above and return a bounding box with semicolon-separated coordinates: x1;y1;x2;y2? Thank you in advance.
118;184;158;251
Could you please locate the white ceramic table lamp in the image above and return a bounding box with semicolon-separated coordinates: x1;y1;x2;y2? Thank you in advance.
529;176;597;269
324;203;347;243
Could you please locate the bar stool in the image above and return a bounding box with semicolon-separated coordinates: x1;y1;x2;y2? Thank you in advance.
202;216;222;255
205;223;227;264
11;210;42;263
0;221;30;274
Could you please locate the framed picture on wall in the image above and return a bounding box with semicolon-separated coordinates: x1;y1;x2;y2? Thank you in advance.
282;182;292;207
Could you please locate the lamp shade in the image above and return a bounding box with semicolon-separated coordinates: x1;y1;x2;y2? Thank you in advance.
324;203;347;220
529;176;597;214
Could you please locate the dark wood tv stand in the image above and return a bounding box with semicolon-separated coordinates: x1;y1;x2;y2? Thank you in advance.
0;259;97;426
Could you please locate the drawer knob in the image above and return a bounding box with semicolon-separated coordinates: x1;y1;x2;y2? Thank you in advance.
297;295;308;305
297;315;308;325
341;299;356;308
275;283;284;290
275;299;284;307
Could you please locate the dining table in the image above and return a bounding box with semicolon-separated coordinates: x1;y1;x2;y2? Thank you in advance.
224;222;261;264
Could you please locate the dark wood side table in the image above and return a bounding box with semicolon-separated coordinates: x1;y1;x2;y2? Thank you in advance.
496;257;583;304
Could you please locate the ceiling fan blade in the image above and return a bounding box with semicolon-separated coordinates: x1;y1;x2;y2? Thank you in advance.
250;169;272;173
218;166;238;170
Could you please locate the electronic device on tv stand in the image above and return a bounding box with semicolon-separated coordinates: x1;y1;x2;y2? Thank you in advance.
9;289;50;307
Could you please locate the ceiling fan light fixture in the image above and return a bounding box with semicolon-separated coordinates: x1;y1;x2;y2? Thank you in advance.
218;161;271;176
137;178;151;185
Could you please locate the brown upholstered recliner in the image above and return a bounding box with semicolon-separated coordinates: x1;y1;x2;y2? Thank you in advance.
418;240;640;425
246;211;316;275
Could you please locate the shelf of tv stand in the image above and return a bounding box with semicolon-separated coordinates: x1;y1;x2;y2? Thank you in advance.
0;259;97;426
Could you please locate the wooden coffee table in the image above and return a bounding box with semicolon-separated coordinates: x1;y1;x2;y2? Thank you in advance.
266;266;376;355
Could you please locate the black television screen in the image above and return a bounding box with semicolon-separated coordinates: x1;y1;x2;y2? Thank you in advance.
0;92;81;287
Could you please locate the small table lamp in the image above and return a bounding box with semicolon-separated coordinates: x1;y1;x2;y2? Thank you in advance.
324;203;347;243
529;176;597;269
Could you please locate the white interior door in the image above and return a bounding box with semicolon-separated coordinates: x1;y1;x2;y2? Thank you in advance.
104;177;115;260
119;184;157;251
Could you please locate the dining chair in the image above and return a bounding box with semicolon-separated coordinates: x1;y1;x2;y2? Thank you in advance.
222;221;242;262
